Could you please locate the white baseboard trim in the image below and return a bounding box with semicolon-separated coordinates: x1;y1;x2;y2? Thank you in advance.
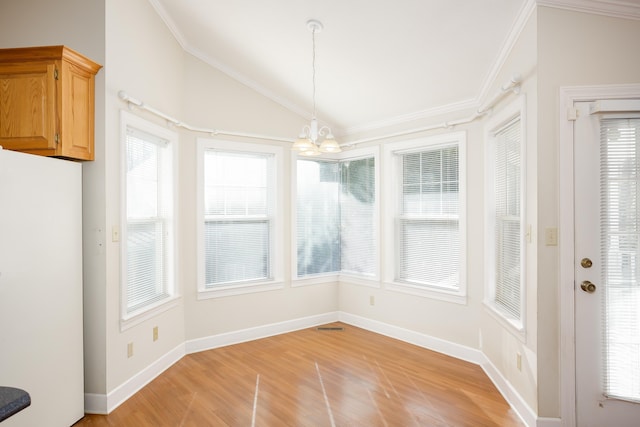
537;417;562;427
185;311;340;354
85;311;555;426
84;343;186;414
481;357;537;427
338;312;485;364
84;393;107;415
339;312;545;427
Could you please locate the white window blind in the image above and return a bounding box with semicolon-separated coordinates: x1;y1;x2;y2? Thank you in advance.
600;117;640;401
296;156;376;278
203;150;273;286
124;126;173;315
398;145;459;289
340;157;376;276
493;118;522;320
297;160;340;276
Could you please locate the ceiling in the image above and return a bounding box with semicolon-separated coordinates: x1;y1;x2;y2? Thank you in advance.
149;0;640;137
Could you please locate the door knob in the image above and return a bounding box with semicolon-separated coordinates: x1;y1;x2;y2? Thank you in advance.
581;258;593;268
581;280;596;293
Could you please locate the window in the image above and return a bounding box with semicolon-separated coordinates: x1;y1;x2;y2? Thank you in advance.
383;132;466;302
197;139;283;298
295;148;378;282
484;98;525;332
121;111;177;325
599;116;640;401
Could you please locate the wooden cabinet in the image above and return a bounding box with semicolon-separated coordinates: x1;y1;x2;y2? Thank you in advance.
0;46;101;161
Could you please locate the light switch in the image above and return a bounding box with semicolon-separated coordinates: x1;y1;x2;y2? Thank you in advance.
545;227;558;246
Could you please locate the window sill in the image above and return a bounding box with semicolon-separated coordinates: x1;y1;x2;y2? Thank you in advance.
384;281;467;305
291;274;339;287
198;280;284;299
483;301;526;342
338;274;381;288
121;295;181;332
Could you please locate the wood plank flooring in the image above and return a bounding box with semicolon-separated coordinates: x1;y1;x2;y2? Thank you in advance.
74;323;523;426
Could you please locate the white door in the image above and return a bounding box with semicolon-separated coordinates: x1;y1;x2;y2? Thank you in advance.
574;100;640;426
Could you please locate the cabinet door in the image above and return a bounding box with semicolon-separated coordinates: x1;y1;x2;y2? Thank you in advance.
59;60;95;160
0;62;57;151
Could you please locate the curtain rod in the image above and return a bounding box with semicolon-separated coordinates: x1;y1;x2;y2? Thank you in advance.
119;73;521;148
343;74;522;147
117;91;296;144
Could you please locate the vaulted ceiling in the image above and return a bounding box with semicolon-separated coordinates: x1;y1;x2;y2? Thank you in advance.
149;0;640;136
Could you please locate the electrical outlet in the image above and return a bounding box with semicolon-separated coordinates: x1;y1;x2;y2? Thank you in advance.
369;295;375;306
127;342;134;358
516;352;522;371
153;326;159;342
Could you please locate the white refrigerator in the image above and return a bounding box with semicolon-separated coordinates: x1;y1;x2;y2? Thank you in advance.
0;148;84;426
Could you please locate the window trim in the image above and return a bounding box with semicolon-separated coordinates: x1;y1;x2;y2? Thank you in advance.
196;138;284;299
483;95;527;339
291;146;380;287
382;131;467;303
120;110;179;330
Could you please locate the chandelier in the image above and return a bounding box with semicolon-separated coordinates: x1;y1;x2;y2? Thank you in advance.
292;19;341;156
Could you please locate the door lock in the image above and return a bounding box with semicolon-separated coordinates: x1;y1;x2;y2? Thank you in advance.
581;280;597;293
580;258;593;268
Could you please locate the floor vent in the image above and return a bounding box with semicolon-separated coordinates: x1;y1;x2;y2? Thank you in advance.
316;327;344;331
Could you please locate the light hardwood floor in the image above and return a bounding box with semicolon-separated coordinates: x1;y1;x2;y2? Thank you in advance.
75;323;523;426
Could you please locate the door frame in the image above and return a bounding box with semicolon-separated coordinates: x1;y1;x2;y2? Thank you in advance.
559;83;640;427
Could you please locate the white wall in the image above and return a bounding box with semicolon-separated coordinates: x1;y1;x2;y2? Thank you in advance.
103;0;187;393
5;1;640;421
106;0;340;393
338;119;484;350
536;6;640;418
179;52;340;341
478;7;539;413
0;0;108;397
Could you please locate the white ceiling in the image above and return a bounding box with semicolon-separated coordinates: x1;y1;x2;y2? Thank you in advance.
149;0;640;136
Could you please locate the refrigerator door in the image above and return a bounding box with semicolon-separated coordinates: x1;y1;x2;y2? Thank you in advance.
0;148;84;426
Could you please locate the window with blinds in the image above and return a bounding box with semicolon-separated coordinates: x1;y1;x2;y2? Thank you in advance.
123;122;175;317
600;117;640;402
492;118;523;320
397;145;460;289
203;150;274;287
296;155;376;279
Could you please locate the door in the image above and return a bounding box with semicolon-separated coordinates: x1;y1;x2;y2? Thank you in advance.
0;61;57;151
575;100;640;426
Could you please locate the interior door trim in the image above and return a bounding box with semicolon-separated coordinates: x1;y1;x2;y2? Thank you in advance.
559;84;640;427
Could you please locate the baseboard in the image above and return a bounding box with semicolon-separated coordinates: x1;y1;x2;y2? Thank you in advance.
536;417;562;427
185;311;340;354
85;311;555;425
338;312;485;364
84;393;107;415
84;343;185;414
481;357;537;427
339;312;545;427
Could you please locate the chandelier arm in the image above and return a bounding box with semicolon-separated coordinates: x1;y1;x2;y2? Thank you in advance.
317;125;332;137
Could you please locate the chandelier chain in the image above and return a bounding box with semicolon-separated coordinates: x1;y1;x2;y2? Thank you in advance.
312;26;317;118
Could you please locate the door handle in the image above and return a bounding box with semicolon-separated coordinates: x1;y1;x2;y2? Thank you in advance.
581;258;593;268
581;280;597;293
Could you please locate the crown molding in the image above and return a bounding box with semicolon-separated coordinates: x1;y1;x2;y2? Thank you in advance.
475;0;537;104
147;0;313;125
147;0;188;48
537;0;640;20
341;98;478;136
148;0;640;140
